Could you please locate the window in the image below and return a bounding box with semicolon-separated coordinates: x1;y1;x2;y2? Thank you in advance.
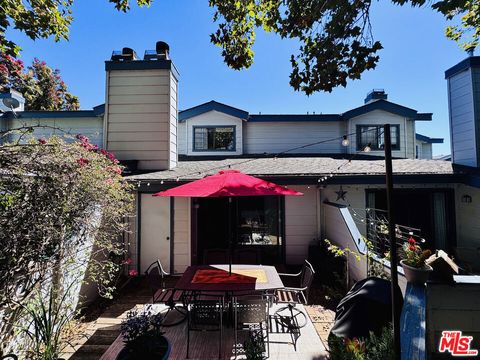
356;125;400;151
193;126;235;151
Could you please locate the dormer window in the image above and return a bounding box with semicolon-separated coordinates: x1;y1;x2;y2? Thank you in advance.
356;125;400;151
193;126;236;151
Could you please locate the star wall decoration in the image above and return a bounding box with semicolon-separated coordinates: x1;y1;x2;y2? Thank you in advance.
335;186;347;201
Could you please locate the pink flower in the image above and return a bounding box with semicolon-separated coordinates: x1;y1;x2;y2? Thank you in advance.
128;269;138;277
124;258;133;265
77;158;89;167
38;138;47;144
100;149;108;156
113;167;121;175
408;237;416;245
105;178;114;185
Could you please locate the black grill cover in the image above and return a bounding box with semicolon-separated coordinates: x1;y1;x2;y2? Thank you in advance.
329;277;403;339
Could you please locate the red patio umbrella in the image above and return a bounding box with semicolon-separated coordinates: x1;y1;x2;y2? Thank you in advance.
153;169;303;197
153;170;303;274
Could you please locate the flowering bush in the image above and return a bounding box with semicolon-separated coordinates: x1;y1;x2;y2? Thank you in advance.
402;237;432;269
0;132;134;353
120;307;167;356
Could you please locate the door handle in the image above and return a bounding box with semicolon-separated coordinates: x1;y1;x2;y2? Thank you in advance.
166;236;170;241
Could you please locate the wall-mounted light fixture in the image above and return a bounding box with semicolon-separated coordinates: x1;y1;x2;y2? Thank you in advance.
462;194;472;203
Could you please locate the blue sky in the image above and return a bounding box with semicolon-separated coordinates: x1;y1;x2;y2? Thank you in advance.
7;0;469;155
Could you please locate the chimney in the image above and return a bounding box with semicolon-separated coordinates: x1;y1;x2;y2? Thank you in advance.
364;89;387;104
104;42;179;171
445;55;480;167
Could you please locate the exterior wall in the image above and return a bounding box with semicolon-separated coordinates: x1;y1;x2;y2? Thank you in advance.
6;116;103;147
179;111;244;156
447;68;477;167
105;68;178;170
243;121;344;154
284;186;320;264
173;197;191;273
346;110;415;159
170;73;178;169
139;194;171;273
454;184;480;249
415;140;433;159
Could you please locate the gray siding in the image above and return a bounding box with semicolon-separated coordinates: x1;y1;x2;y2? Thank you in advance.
243;121;343;154
346;110;415;159
6;116;103;147
448;69;477;167
105;69;177;170
284;186;319;264
180;111;244;156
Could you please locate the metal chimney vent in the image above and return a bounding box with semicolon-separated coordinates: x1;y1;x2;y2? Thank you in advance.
144;41;170;61
111;47;138;61
156;41;170;59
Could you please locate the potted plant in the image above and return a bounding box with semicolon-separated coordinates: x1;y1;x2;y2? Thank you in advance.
400;237;433;285
117;307;170;360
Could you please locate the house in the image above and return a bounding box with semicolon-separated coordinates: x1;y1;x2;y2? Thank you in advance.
1;42;479;284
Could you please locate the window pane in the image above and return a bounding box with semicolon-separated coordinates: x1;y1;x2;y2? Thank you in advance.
194;128;208;150
359;126;378;149
358;125;400;150
391;126;398;146
236;196;280;247
214;127;234;150
194;127;235;151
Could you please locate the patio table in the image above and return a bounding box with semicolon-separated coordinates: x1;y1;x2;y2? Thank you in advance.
175;264;284;293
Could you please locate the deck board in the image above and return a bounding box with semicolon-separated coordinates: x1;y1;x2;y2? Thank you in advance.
100;303;327;360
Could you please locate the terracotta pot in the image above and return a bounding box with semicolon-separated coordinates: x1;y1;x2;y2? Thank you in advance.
400;260;433;286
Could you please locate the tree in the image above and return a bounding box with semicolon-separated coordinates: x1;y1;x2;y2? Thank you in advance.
0;55;79;110
210;0;480;94
0;1;479;92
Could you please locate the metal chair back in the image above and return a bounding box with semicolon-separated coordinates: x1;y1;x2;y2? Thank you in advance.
233;294;270;358
301;260;315;290
234;295;269;325
145;260;167;292
186;293;224;358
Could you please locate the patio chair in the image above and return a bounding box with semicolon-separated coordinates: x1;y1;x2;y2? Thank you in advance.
186;293;225;359
233;294;270;359
203;248;229;264
233;248;261;265
145;260;187;327
1;355;18;360
276;259;315;305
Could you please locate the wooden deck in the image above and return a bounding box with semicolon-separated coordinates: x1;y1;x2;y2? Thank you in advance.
65;280;335;360
98;303;328;360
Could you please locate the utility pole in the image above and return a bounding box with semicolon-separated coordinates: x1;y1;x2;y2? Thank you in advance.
384;123;401;359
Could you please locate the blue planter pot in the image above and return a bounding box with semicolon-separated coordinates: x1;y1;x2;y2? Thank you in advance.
116;337;171;360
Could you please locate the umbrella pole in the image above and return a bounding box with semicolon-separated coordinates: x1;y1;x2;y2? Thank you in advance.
228;197;232;276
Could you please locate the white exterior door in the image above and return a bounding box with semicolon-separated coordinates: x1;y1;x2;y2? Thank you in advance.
140;194;171;273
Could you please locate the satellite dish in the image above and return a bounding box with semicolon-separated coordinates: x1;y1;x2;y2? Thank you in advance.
2;97;20;110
